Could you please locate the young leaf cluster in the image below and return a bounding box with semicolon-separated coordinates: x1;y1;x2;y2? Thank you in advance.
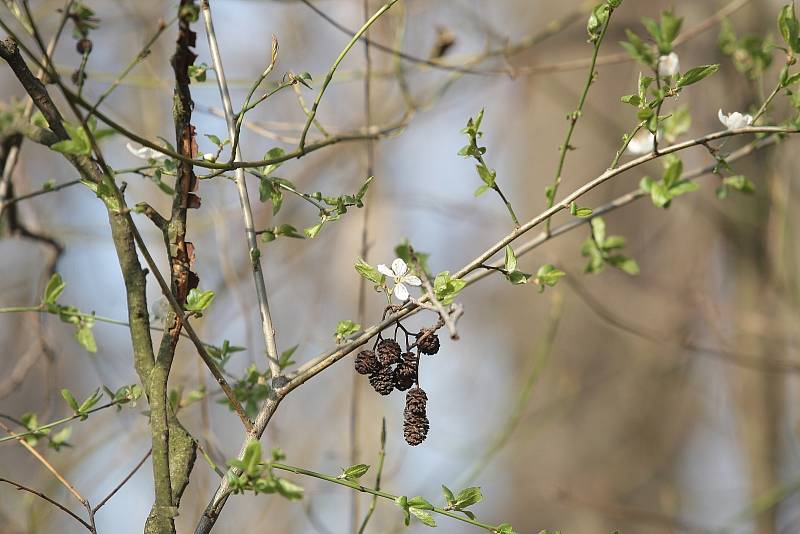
227;442;304;500
639;154;698;208
581;218;639;275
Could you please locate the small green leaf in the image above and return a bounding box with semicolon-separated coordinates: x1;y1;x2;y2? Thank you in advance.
278;345;298;370
535;264;565;292
338;464;370;480
504;245;517;273
355;258;384;285
75;325;97;353
779;3;800;53
334;319;361;342
276;478;304;500
723;174;756;193
442;485;455;505
608;255;640;275
78;389;102;413
185;288;215;314
677;64;719;88
205;134;222;146
409;507;436;527
261;147;286;176
454;486;483;509
43;273;66;305
61;389;80;412
569;201;593;217
304;222;324;239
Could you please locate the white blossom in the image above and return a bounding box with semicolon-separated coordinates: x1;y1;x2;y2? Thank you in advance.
657;52;680;77
377;258;421;301
718;109;753;130
627;129;661;155
126;142;167;160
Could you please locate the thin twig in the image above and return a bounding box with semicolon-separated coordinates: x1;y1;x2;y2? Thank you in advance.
202;0;285;377
92;449;152;513
0;477;92;531
357;418;386;534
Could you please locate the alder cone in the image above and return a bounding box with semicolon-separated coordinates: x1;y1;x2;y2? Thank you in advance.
354;349;380;375
393;352;418;391
368;366;394;395
417;329;440;355
376;338;402;366
404;387;427;416
403;413;429;446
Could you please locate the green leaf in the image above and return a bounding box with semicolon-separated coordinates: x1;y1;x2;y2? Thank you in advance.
61;389;79;412
779;3;800;53
334;319;361;342
276;478;304;500
185;288;215;314
51;121;91;156
48;426;72;451
278;345;298;370
620;94;641;106
78;389;102;413
668;180;699;197
304;222;324;239
474;184;491;197
535;264;566;292
75;325;97;353
723;174;756;193
355;258;384;284
650;181;672;208
659;9;683;48
476;164;496;187
43;273;65;305
261;147;286;176
587;4;610;42
205;134;222;146
569;201;593;217
442;485;455;505
504;245;517;273
620;29;654;67
497;523;517;534
409;507;436;527
188;63;208;82
339;464;370;480
454;486;483;509
274;224;304;239
677;64;719;88
662;155;683;188
433;271;466;305
506;270;532;285
590;217;606;246
608;255;640;275
241;441;262;476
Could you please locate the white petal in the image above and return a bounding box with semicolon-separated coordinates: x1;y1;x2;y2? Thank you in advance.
718;109;728;128
377;264;394;278
626;131;655;155
126;142;165;160
391;258;408;277
393;283;409;301
657;53;679;77
403;275;422;287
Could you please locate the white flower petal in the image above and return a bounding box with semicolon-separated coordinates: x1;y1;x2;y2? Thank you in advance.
126;142;165;160
657;53;680;77
377;264;394;278
403;275;422;287
627;130;655;155
393;283;409;301
391;258;408;277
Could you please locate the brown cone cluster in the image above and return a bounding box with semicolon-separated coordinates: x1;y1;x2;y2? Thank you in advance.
353;319;445;447
403;387;429;446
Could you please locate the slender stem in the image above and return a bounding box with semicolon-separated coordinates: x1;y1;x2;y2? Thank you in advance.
93;449;152;513
271;461;500;532
0;400;124;445
357;418;386;534
298;0;399;150
0;477;92;531
546;4;616;233
201;0;281;377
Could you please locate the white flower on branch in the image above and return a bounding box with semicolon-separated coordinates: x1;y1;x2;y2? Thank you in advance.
377;258;421;301
126;142;167;160
657;52;680;77
718;109;753;130
627;129;661;155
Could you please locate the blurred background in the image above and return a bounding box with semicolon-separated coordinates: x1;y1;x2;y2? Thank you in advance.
2;0;800;532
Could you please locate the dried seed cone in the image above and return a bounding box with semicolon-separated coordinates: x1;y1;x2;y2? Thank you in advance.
417;330;440;355
404;387;428;416
368;366;395;395
403;413;429;446
376;339;402;366
393;352;418;391
354;349;380;375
